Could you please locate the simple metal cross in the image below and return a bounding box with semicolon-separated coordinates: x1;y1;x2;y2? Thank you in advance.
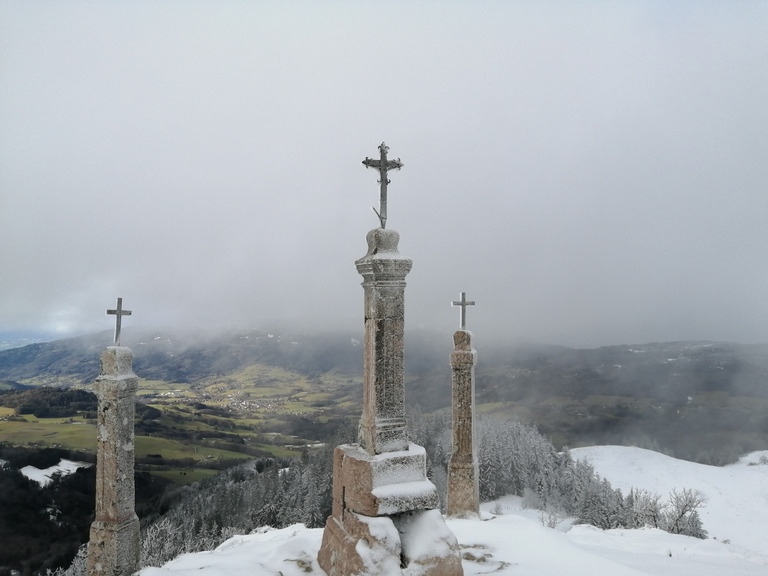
362;142;403;229
451;292;475;330
106;297;132;346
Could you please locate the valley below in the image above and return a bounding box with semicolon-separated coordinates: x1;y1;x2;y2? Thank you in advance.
2;329;768;470
1;328;767;574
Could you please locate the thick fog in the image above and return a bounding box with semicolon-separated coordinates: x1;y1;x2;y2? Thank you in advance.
1;2;767;347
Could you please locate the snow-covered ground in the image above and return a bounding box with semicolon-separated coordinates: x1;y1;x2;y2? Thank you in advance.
20;458;91;487
140;446;768;576
572;445;768;556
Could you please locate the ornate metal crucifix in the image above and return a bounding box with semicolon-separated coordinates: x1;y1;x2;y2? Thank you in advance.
107;297;132;346
451;292;475;330
362;142;403;229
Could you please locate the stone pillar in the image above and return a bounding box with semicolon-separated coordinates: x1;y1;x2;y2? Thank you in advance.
355;228;412;455
447;330;479;517
86;346;140;576
318;228;463;576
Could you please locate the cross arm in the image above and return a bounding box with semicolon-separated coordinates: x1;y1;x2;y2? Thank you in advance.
361;158;404;172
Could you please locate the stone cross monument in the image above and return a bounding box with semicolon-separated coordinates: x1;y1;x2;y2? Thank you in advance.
447;293;479;517
86;298;140;576
318;145;463;576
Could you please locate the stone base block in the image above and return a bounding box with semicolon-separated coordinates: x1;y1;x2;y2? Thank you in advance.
318;509;463;576
318;512;403;576
86;515;140;576
447;457;479;518
319;442;463;575
394;509;464;575
332;443;439;517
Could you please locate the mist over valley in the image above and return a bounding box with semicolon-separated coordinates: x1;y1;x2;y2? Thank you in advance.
2;328;766;465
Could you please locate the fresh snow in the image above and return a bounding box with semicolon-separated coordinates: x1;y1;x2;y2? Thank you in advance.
571;446;768;556
139;446;768;576
20;458;91;487
371;480;437;515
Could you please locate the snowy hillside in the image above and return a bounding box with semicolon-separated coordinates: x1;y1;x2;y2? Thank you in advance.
20;458;91;487
571;446;768;557
139;446;768;576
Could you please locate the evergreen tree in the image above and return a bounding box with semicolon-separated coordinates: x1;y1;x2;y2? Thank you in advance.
302;467;326;528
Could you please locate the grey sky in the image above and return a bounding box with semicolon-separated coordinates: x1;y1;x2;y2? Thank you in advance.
1;2;767;347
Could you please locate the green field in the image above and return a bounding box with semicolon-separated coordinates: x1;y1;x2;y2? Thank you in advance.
0;362;359;484
0;418;98;450
134;435;251;461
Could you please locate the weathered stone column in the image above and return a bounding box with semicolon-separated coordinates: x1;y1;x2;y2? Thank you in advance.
447;330;479;517
355;227;412;455
86;346;140;576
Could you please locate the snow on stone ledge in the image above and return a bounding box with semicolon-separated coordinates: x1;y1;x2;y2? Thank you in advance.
371;479;439;515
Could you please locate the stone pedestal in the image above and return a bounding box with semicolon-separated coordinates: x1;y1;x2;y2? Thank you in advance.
318;228;463;575
318;443;462;576
447;330;479;518
86;347;140;576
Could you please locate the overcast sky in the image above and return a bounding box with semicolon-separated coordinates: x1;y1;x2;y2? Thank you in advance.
1;1;767;348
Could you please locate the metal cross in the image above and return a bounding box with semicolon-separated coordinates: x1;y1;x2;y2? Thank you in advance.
362;141;403;229
106;297;132;346
451;292;475;330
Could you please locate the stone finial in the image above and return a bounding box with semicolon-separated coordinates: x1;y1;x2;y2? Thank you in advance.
453;329;473;351
360;227;408;258
97;346;136;379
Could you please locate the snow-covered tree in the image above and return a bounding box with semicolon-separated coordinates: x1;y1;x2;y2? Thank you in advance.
663;488;708;538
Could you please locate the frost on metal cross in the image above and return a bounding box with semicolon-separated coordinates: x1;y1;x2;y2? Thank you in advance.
451;292;475;330
362;141;403;229
106;297;132;346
